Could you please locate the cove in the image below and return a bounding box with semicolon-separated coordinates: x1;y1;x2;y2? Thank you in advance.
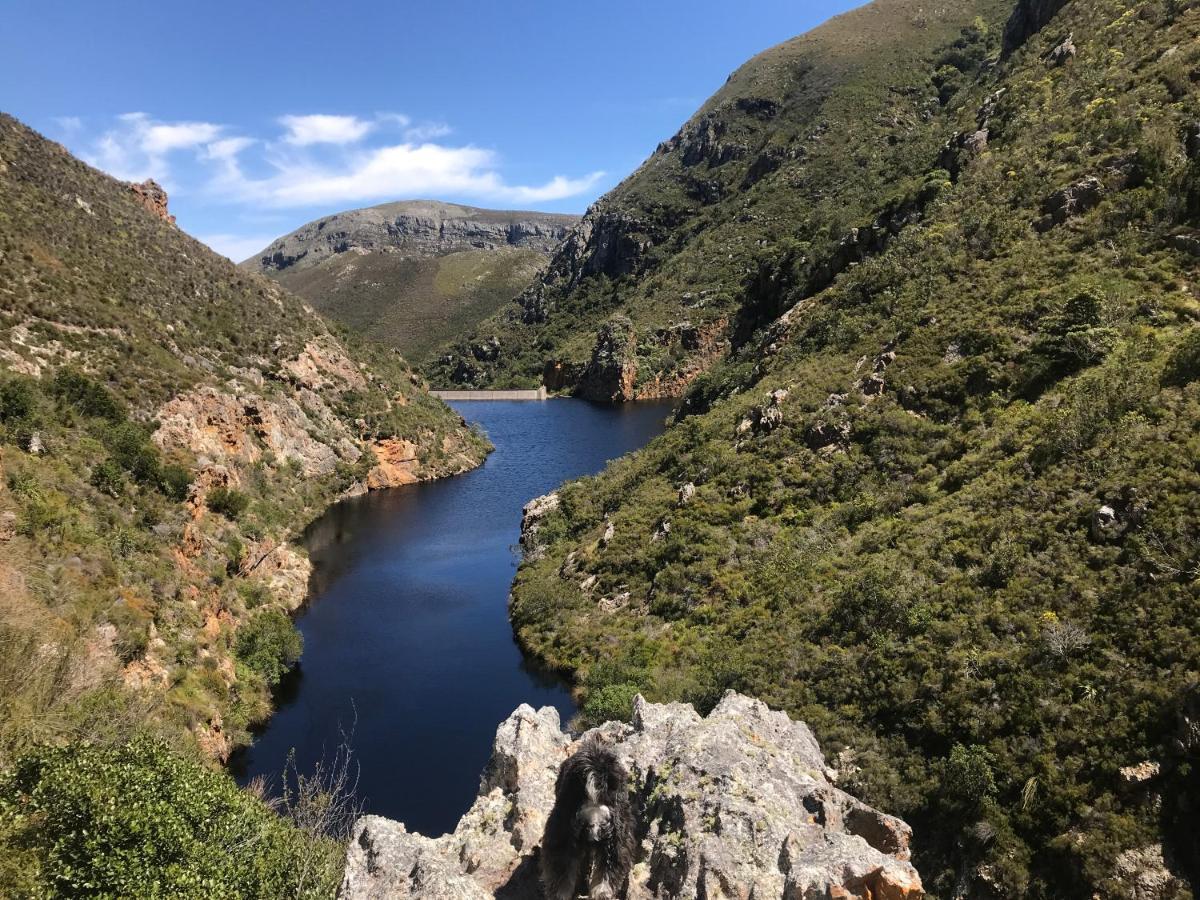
232;398;673;837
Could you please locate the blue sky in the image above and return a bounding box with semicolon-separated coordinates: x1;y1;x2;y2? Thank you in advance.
1;0;860;261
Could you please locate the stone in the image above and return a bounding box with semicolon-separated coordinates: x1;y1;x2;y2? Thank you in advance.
128;179;175;224
338;693;923;900
1118;760;1161;789
578;316;638;403
519;492;561;561
1046;33;1077;67
1034;176;1105;232
678;482;696;505
1003;0;1070;55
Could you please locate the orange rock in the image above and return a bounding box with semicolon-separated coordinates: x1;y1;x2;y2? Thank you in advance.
128;179;175;224
366;437;421;489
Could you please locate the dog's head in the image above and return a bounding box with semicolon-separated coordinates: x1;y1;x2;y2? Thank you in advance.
575;801;614;844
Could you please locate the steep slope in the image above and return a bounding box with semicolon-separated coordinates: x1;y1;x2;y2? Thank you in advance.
0;113;489;769
428;0;1016;397
508;0;1200;897
246;200;578;363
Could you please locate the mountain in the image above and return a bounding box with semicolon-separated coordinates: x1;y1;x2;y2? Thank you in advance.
428;0;1017;397
502;0;1200;896
0;111;491;892
245;200;579;363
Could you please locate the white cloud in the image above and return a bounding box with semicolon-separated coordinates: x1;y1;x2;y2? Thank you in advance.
403;121;452;142
53;116;83;133
279;114;374;146
73;110;605;255
223;141;605;208
84;112;223;183
198;232;278;262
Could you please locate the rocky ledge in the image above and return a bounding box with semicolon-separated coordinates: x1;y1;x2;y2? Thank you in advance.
339;692;922;899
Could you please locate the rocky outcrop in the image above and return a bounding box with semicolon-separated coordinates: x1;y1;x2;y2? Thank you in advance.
251;200;578;272
128;179;175;224
519;492;561;562
1034;175;1105;232
517;210;655;326
1003;0;1070;55
578;317;639;403
365;438;420;489
338;692;922;900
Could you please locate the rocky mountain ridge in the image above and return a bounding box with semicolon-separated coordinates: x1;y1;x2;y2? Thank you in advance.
250;200;578;274
339;692;922;900
246;201;579;364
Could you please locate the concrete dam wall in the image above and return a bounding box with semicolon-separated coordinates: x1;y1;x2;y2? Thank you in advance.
430;388;549;401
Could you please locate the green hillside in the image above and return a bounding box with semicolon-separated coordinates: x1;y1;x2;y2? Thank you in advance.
428;0;1020;397
269;245;551;362
245;199;578;365
0;114;489;895
508;0;1200;896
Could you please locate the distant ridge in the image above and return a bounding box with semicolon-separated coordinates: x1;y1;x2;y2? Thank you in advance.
245;200;579;363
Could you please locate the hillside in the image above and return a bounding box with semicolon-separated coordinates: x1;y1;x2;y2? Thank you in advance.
428;0;1018;397
0;114;489;894
506;0;1200;897
245;200;578;363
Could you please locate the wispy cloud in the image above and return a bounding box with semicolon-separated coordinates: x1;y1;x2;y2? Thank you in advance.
212;138;603;208
84;112;223;184
72;111;605;255
278;114;374;146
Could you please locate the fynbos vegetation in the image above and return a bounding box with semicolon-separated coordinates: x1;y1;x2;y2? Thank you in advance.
509;0;1200;895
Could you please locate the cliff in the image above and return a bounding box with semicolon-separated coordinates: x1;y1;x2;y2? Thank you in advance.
247;201;579;363
339;693;922;899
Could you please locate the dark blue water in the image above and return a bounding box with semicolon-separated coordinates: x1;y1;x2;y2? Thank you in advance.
231;399;672;837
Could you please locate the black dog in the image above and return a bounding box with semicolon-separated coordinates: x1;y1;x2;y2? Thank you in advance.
540;740;634;899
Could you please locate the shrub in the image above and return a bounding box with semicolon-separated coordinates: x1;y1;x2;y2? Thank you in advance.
580;682;642;727
104;422;162;486
235;610;302;686
207;486;250;520
50;368;126;422
158;463;192;503
90;459;125;498
0;738;339;898
0;377;36;423
1163;328;1200;386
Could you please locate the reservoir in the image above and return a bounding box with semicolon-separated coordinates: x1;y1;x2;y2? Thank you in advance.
232;398;673;837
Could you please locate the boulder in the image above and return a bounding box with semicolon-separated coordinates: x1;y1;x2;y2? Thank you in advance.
338;693;923;900
1034;176;1105;232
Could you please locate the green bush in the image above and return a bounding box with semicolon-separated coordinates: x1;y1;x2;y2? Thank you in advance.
90;459;125;498
50;368;126;422
580;683;642;727
235;610;302;686
0;738;339;898
0;377;36;423
1163;328;1200;386
158;463;192;503
207;486;250;520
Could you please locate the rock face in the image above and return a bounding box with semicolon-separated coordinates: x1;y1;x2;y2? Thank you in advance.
578;316;639;403
1003;0;1070;54
128;179;175;224
250;200;578;273
338;693;922;900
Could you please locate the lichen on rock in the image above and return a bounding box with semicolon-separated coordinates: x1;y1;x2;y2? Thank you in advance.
338;692;922;899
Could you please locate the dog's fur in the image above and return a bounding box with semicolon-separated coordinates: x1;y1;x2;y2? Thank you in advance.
539;740;634;900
